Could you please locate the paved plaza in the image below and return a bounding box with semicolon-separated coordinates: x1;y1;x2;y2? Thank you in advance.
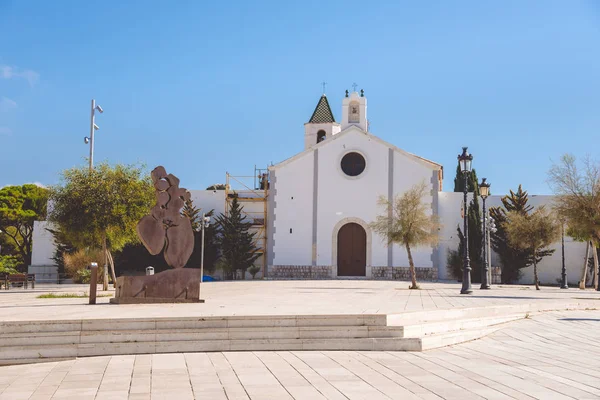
2;281;600;399
0;310;598;400
1;280;600;321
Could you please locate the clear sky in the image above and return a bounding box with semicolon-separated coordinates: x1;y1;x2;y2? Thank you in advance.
1;0;599;195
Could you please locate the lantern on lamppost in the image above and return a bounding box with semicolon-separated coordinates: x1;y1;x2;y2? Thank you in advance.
458;147;474;295
479;178;491;289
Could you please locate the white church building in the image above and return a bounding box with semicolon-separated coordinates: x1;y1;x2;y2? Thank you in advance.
31;90;589;285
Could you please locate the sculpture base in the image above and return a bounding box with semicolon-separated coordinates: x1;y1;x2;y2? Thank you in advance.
110;268;202;304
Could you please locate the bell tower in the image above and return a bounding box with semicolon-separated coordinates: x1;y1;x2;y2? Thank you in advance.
304;94;341;150
341;88;367;132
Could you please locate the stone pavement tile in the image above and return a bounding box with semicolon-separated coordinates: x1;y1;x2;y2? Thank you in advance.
62;372;104;382
254;351;314;388
329;380;392;400
354;352;459;400
94;390;131;400
150;390;194;400
31;384;59;395
208;353;250;399
28;394;53;400
50;387;97;399
55;379;101;390
129;375;151;394
279;352;348;400
283;385;327;400
403;352;514;400
325;351;423;400
415;351;536;400
51;360;76;371
242;385;294;400
0;390;35;400
127;394;151;400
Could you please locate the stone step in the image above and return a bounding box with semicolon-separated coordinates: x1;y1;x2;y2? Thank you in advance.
386;301;592;326
420;324;503;351
0;321;505;364
0;325;406;347
0;308;530;364
400;314;523;338
0;336;424;363
0;314;387;334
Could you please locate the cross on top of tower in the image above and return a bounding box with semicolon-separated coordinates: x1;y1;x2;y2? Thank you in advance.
322;81;327;94
352;82;358;92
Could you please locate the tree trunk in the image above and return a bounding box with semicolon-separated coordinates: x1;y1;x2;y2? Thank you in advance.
102;236;108;291
580;241;590;289
405;243;418;289
593;242;600;291
106;249;117;288
533;258;540;291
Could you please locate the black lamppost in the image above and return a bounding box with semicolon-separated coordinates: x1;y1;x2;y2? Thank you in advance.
561;222;568;289
479;178;491;290
458;147;473;294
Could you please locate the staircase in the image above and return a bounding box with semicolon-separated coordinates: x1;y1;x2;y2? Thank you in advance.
0;311;525;365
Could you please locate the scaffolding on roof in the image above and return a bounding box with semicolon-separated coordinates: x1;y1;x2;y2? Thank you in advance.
225;165;269;278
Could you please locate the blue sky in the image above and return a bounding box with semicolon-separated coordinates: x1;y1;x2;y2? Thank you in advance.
1;0;599;195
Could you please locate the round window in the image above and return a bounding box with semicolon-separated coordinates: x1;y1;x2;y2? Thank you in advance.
341;152;366;177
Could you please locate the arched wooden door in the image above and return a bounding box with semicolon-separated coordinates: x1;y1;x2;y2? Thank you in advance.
337;223;366;277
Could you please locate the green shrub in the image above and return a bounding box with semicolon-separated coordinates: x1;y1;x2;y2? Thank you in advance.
447;249;462;281
74;268;91;284
0;255;21;275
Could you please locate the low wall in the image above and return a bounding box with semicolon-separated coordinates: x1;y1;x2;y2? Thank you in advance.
269;265;332;279
371;266;438;281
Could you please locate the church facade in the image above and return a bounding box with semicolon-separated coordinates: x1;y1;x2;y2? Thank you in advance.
267;90;442;280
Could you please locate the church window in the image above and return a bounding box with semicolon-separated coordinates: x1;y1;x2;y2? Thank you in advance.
341;152;366;177
317;130;326;143
349;101;359;123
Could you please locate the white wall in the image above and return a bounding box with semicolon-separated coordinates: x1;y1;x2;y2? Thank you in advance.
271;128;440;273
317;130;389;268
271;152;314;266
437;192;589;285
31;221;55;266
189;189;226;216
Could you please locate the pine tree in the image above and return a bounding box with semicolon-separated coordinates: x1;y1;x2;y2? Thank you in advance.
489;185;554;283
46;227;76;281
453;164;483;283
214;196;261;279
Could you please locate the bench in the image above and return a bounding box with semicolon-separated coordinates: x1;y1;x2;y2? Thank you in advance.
1;274;35;290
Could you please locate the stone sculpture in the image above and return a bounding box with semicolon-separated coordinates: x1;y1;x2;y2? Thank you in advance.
110;166;202;304
137;166;194;268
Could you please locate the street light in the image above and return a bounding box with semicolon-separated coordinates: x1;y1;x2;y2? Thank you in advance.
561;221;568;289
479;178;491;290
199;213;211;300
458;147;473;294
84;99;104;171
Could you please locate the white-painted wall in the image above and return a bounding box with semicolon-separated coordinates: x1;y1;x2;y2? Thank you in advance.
437;192;589;285
271;151;314;266
271;127;440;276
31;220;55;266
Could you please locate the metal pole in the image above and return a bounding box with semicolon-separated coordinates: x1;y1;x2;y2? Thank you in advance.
481;199;490;289
199;213;205;300
561;223;568;289
488;226;492;284
89;99;95;171
461;172;473;294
